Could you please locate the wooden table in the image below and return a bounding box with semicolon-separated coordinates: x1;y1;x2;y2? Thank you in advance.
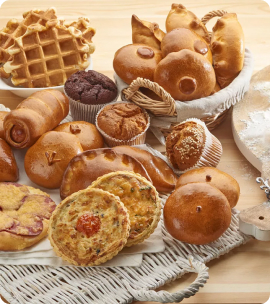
0;0;270;303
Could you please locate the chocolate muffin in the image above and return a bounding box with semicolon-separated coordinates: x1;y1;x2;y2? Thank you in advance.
65;70;118;105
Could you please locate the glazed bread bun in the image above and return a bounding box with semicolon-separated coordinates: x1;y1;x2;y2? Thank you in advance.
25;131;83;189
166;4;210;43
161;28;212;63
176;167;240;208
0;111;8;139
132;14;165;50
154;49;216;101
164;182;231;245
54;121;104;151
0;138;19;182
113;43;162;84
211;13;245;88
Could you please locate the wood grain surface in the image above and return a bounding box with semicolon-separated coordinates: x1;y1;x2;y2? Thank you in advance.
0;0;270;303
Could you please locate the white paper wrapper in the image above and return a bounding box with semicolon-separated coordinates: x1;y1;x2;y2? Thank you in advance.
64;87;119;124
95;102;150;147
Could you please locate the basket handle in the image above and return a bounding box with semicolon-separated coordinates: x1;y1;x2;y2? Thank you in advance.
201;10;227;25
122;77;176;116
123;256;209;303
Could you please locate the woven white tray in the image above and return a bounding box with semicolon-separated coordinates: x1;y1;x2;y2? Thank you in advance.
0;104;251;304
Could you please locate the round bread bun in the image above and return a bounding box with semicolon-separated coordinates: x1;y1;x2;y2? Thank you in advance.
54;121;104;151
25;131;83;189
176;167;240;208
161;28;212;63
113;43;162;84
48;188;130;266
0;182;56;251
154;49;216;101
164;182;231;245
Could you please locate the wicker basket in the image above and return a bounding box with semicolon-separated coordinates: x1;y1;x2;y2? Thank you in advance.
117;11;253;142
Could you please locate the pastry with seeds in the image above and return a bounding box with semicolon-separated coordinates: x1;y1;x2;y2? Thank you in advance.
48;188;130;266
90;171;161;247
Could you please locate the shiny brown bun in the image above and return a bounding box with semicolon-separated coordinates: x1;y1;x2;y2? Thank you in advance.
54;121;104;151
0;139;19;182
161;28;212;63
163;182;231;245
113;43;162;84
25;131;83;189
4;90;69;149
112;145;177;193
176;167;240;208
154;49;216;101
60;148;152;199
166;3;210;43
132;14;165;50
211;13;245;88
0;111;8;139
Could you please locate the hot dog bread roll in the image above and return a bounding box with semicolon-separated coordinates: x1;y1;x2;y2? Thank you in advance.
4;90;69;149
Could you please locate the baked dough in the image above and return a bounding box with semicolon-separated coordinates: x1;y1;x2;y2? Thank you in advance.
90;171;161;247
48;188;130;266
0;182;56;251
0;138;19;182
0;111;8;139
166;4;210;43
211;13;245;88
132;14;165;50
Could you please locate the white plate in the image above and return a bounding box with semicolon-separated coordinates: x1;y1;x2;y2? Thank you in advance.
0;57;93;98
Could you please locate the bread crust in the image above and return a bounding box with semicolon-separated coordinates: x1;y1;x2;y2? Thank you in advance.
0;138;19;182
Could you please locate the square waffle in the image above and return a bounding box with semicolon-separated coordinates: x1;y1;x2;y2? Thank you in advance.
4;20;93;88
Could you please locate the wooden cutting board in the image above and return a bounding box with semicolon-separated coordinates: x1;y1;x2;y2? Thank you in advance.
232;66;270;241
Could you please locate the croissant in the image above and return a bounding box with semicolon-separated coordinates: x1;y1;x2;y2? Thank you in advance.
4;90;69;149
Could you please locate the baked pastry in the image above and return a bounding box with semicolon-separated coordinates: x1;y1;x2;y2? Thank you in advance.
4;90;69;149
165;4;210;43
48;188;130;266
113;145;177;193
163;182;231;245
0;182;56;251
90;171;161;247
60;148;151;199
176;167;240;208
0;111;8;139
154;49;216;101
211;81;221;95
96;103;149;146
0;139;19;182
113;43;162;84
25;131;83;189
211;13;245;88
3;19;94;88
132;14;165;50
64;70;118;105
165;118;222;172
161;28;212;63
54;121;104;151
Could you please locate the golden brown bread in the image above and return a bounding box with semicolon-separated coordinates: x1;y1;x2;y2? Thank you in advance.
0;111;8;139
163;182;231;245
211;13;245;88
0;138;19;182
54;121;104;151
154;49;216;101
60;148;152;199
25;131;83;189
176;167;240;208
166;4;210;43
132;14;165;50
113;43;162;84
112;145;177;193
4;90;69;149
161;28;212;63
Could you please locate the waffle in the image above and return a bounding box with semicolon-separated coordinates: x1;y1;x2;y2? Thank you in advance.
4;20;93;88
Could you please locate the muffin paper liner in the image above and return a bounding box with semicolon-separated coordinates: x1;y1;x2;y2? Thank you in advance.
167;118;223;175
64;88;119;124
95;102;150;147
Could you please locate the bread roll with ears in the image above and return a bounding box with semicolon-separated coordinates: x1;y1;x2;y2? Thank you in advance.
211;13;245;88
166;3;210;43
4;89;69;149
